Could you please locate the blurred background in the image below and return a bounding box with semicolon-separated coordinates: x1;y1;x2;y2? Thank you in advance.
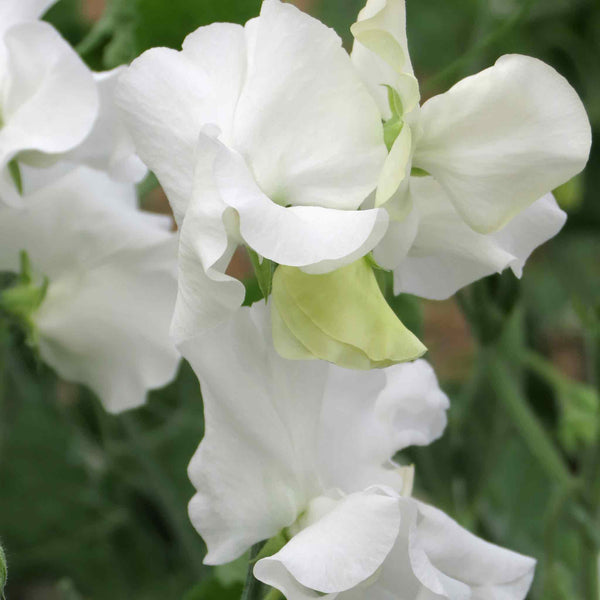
1;0;599;598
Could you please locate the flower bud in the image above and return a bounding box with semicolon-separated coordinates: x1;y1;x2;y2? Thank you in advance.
271;258;426;369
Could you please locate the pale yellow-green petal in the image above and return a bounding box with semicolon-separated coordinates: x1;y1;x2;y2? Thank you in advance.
272;259;426;370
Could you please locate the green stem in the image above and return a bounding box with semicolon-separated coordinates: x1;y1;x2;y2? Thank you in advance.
486;353;573;488
241;543;264;600
120;415;205;575
581;330;600;599
263;589;284;600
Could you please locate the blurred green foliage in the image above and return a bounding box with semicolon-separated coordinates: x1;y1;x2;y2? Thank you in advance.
2;0;599;598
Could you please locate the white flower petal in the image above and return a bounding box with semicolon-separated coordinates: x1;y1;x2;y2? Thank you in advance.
0;0;56;36
211;141;389;273
0;168;180;413
409;500;536;600
318;360;448;494
392;178;565;299
351;0;414;118
254;489;401;594
414;54;591;233
183;302;330;564
116;23;246;222
0;22;97;202
376;123;412;207
491;193;566;278
234;0;386;211
66;68;147;182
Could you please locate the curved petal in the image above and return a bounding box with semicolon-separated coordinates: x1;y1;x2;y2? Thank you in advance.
183;302;330;564
65;68;147;182
0;22;97;202
0;0;56;36
372;202;418;270
0;168;180;413
414;54;591;234
234;0;386;211
170;133;246;344
351;0;415;118
491;193;566;278
393;178;565;299
375;123;412;208
254;489;401;594
212;142;388;272
318;359;447;494
116;23;246;222
409;500;536;600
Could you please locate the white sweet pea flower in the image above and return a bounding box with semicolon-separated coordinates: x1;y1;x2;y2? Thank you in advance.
184;302;535;599
0;167;180;413
352;0;591;298
0;2;98;204
116;0;389;342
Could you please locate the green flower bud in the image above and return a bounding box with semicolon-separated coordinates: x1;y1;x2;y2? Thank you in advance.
272;258;426;370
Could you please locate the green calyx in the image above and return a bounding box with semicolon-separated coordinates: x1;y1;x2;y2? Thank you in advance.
383;85;405;152
0;251;48;345
271;258;426;370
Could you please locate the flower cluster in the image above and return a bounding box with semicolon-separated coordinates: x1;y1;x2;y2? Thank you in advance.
1;0;592;597
0;0;179;412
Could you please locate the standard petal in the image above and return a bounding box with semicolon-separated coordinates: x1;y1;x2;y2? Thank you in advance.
0;168;180;413
65;68;147;182
0;22;97;201
409;500;536;600
234;0;386;211
254;489;401;594
116;23;247;222
183;302;330;564
392;179;565;299
413;54;591;233
212;142;388;273
351;0;414;118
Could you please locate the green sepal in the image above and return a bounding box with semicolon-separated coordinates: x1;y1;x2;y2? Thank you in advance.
382;85;405;151
8;159;23;195
272;258;427;370
0;251;48;347
410;167;430;177
247;248;275;302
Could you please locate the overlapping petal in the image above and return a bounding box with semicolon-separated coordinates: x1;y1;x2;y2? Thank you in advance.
234;0;385;211
0;167;180;412
0;22;97;204
65;68;147;182
351;0;414;118
413;54;591;233
408;500;536;599
255;489;401;594
0;0;56;38
390;178;566;299
184;302;446;563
